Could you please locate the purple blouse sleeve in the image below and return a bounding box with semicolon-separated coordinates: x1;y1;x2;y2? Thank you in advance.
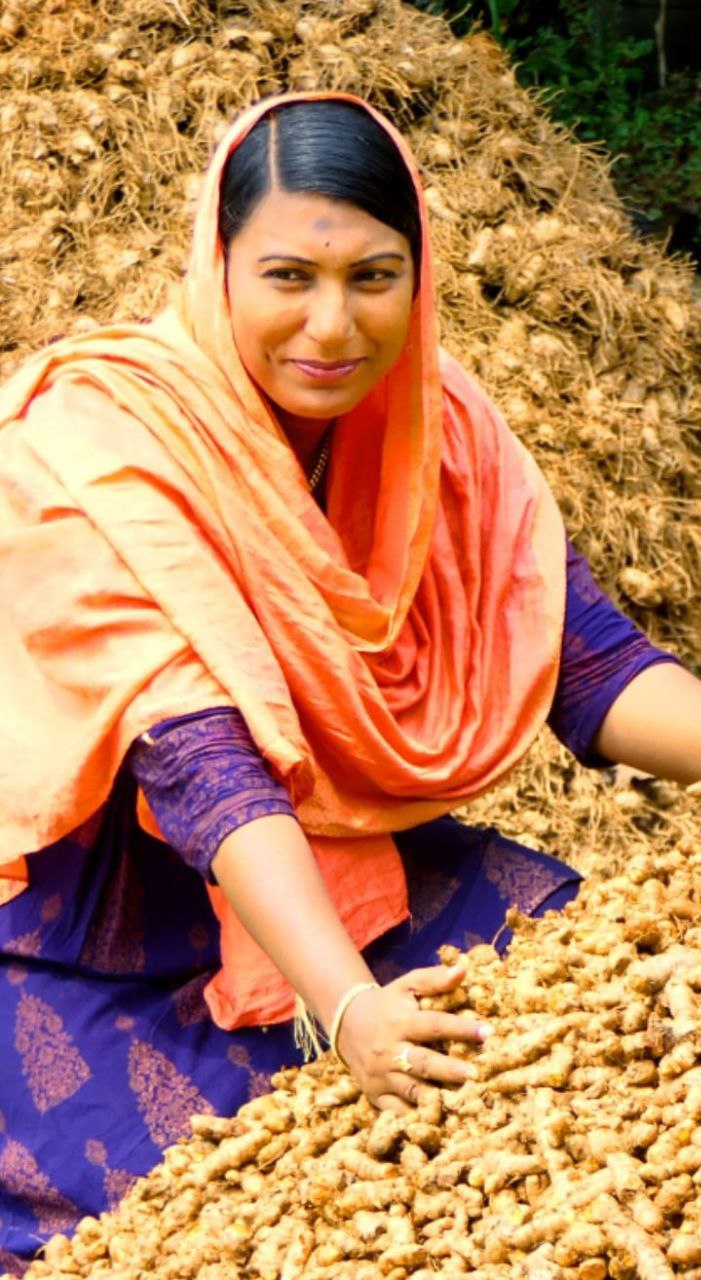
128;708;297;882
547;541;680;767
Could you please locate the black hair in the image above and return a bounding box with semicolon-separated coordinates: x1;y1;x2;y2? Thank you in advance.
218;100;421;278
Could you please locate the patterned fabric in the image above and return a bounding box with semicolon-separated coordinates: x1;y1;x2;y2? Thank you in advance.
0;800;579;1273
129;710;295;882
548;541;679;765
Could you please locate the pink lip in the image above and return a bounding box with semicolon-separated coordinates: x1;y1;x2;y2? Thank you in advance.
290;359;363;383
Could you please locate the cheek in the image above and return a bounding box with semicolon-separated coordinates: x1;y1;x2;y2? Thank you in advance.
367;297;413;365
231;295;301;371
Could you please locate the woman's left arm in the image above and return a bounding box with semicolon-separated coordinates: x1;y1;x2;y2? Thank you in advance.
592;663;701;786
548;541;700;786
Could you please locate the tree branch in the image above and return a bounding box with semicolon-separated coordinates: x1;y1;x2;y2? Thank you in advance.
653;0;668;90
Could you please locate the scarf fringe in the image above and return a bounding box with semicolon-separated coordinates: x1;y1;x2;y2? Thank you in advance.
293;994;326;1062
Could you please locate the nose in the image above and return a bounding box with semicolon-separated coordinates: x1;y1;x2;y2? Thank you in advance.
304;282;355;347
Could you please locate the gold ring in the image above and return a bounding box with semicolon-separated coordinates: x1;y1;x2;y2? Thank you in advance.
393;1048;413;1074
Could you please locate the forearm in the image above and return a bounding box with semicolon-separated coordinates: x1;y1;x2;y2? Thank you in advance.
211;814;374;1032
593;663;701;785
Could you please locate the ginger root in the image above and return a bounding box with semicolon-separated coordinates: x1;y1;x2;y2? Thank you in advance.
9;841;701;1280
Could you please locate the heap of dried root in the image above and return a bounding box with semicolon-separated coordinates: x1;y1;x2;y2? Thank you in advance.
0;0;699;872
10;835;701;1280
1;3;700;1270
1;0;699;656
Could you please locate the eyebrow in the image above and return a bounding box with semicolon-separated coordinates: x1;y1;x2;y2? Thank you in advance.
257;252;407;266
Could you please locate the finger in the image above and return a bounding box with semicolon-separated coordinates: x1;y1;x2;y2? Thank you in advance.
388;1074;423;1108
397;1044;477;1087
375;1093;413;1116
395;960;468;999
414;1081;441;1109
403;1009;493;1044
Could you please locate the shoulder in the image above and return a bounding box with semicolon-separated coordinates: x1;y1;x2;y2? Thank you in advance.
440;349;501;422
438;346;525;464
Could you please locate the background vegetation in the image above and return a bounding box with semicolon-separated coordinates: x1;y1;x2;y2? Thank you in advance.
410;0;701;264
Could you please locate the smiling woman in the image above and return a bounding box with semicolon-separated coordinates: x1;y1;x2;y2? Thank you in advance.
219;100;420;476
225;191;414;473
0;91;699;1269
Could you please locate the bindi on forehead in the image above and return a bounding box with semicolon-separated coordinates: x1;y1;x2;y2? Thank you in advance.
312;217;337;234
310;217;355;252
311;217;347;252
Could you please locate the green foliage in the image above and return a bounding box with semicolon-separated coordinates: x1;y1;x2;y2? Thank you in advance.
484;0;521;33
512;5;653;147
509;2;701;226
409;0;701;241
606;74;701;223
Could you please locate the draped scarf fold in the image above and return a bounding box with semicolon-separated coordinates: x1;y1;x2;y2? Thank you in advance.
0;92;565;1026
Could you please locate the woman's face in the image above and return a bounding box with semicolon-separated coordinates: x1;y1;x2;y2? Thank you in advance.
225;189;415;428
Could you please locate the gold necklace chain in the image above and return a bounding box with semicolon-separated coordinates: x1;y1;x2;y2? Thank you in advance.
307;435;331;492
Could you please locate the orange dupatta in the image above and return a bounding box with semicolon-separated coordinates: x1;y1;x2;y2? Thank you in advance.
0;93;565;1027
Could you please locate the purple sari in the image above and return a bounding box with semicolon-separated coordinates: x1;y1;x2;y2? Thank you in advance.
0;793;577;1274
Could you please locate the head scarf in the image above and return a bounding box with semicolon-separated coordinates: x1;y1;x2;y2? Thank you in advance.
0;93;565;1025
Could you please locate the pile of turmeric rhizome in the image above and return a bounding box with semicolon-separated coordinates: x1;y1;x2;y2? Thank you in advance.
1;1;700;1276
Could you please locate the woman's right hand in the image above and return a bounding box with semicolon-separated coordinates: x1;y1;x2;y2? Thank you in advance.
335;961;492;1113
211;816;490;1112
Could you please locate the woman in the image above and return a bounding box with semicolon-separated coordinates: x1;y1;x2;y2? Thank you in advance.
0;92;699;1271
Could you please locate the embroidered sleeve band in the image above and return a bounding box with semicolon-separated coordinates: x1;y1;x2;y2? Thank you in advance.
129;708;297;882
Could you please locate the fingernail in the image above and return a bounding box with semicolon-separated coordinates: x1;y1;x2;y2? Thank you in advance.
477;1022;494;1040
462;1062;479;1080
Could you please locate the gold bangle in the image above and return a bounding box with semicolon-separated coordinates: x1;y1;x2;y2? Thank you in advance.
330;982;380;1065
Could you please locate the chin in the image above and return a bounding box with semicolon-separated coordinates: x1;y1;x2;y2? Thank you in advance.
280;392;363;419
273;371;375;416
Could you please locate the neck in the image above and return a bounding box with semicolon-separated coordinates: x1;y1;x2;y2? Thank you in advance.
276;410;333;476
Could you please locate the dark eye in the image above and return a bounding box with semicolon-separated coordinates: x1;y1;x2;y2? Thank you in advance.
262;268;310;283
354;268;397;284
